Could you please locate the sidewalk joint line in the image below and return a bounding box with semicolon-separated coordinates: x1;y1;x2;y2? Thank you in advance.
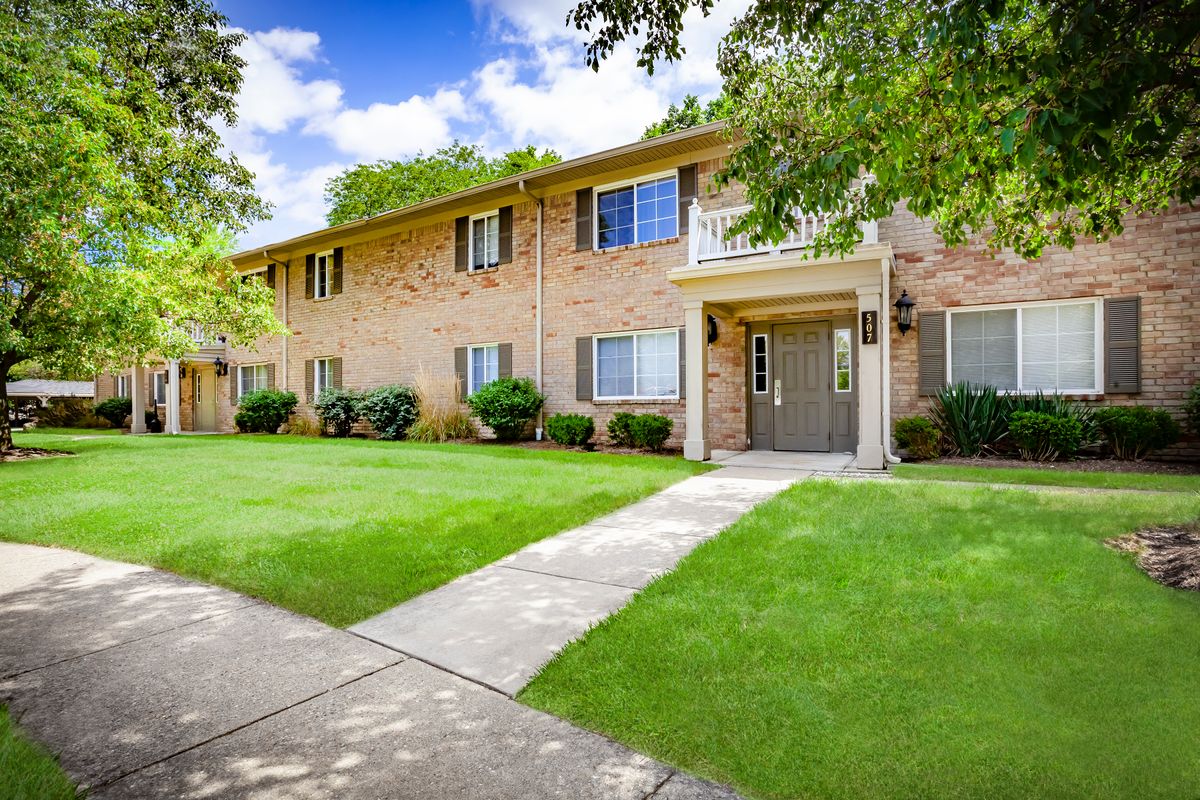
494;563;644;591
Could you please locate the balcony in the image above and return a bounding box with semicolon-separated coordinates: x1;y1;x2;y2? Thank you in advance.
184;322;224;352
686;200;878;266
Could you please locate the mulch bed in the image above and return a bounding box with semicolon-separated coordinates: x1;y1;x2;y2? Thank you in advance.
0;446;74;463
926;456;1200;476
482;438;683;457
1107;525;1200;592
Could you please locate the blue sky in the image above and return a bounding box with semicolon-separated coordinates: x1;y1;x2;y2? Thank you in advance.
214;0;744;246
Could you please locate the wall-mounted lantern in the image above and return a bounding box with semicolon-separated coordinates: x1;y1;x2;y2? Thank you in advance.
894;290;916;336
706;314;719;345
213;356;227;377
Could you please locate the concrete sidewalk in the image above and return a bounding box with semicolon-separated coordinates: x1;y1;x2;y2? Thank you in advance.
0;543;738;799
351;462;817;696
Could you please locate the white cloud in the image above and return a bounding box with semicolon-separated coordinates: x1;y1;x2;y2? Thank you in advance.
232;27;342;134
309;88;470;162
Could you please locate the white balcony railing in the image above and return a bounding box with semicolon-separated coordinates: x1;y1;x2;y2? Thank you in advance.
686;199;878;266
184;322;222;349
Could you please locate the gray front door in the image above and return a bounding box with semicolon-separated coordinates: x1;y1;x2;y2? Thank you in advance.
772;322;831;451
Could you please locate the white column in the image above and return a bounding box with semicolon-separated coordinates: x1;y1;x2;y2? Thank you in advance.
130;365;147;434
856;287;885;469
167;359;181;434
682;300;710;461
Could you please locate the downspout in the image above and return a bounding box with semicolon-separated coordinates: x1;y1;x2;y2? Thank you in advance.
518;180;544;440
881;256;900;465
264;250;290;391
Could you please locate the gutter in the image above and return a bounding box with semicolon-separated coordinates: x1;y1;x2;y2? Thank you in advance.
518;180;544;440
264;250;290;391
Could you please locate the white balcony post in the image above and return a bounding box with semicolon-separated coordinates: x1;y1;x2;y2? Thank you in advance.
130;365;146;434
167;359;181;434
687;198;701;266
862;219;879;245
682;300;710;461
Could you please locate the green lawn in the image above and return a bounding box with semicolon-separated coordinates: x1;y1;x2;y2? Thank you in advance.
521;480;1200;800
894;462;1200;493
2;431;707;627
0;705;76;800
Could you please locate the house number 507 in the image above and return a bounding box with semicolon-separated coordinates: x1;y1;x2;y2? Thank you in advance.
861;310;878;345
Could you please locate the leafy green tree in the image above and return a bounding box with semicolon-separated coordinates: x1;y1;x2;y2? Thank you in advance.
0;0;282;450
324;143;562;226
642;92;731;139
570;0;1200;258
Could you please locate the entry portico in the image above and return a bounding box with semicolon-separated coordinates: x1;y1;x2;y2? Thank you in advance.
670;202;896;469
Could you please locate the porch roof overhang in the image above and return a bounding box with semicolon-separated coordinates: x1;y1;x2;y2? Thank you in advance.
667;243;896;317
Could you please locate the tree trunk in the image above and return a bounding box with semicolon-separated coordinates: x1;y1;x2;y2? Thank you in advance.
0;360;12;452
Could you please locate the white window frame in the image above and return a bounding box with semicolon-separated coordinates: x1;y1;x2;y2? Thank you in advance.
117;375;129;397
834;328;853;393
313;357;334;397
153;372;167;405
946;297;1104;394
237;363;269;399
314;250;333;299
752;334;768;394
593;328;680;401
468;343;500;395
593;169;679;251
468;210;500;271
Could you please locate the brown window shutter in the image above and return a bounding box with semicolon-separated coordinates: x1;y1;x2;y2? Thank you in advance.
265;264;276;290
266;363;276;389
1105;296;1140;393
677;164;698;234
575;188;592;251
332;247;344;294
918;310;947;396
230;366;239;406
332;356;343;389
498;206;513;265
575;336;593;400
454;346;468;401
112;375;118;397
305;254;315;299
304;359;314;402
498;342;512;378
677;326;686;399
454;216;469;271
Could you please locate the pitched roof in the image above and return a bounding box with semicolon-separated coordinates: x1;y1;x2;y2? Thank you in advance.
6;379;95;398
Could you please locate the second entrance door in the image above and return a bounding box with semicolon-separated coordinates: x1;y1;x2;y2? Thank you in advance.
772;322;831;451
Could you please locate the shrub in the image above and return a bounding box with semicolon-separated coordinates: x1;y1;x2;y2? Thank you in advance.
93;397;132;428
408;366;477;443
893;416;940;460
1094;406;1181;460
1184;383;1200;435
930;382;1008;456
1006;391;1098;447
37;398;100;428
314;387;364;438
283;416;321;436
1009;411;1084;461
545;413;595;446
361;385;418;440
234;389;298;434
629;413;674;451
607;412;636;447
466;377;545;441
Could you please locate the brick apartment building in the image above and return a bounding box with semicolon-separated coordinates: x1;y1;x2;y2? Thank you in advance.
95;121;1200;466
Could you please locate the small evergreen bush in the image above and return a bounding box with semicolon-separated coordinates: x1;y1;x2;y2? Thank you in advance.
234;389;298;434
361;385;418;440
629;413;674;451
1094;406;1180;460
466;377;544;440
1006;391;1097;447
314;387;364;438
1184;383;1200;435
1008;411;1084;461
607;412;636;447
893;416;940;460
545;413;595;446
93;397;132;428
38;398;101;428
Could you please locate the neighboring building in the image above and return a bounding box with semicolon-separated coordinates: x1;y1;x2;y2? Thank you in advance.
7;380;95;405
95;122;1200;464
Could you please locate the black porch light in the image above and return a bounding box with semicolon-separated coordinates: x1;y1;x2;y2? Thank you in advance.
707;314;719;344
894;290;916;336
212;356;225;377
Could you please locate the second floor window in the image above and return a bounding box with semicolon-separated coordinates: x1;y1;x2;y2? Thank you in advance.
314;251;333;299
239;364;268;398
597;173;678;249
470;212;500;270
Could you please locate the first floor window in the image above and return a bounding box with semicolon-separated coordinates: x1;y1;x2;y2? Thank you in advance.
949;300;1100;393
834;329;852;392
117;375;129;397
315;250;333;298
470;212;500;270
469;344;499;394
596;174;677;249
595;329;678;399
239;364;268;398
153;373;167;405
314;358;334;396
752;334;768;393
